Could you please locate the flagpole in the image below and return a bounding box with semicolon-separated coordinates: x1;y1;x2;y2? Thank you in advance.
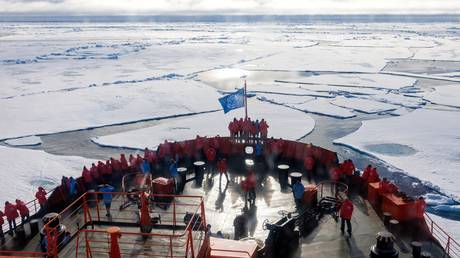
244;80;248;119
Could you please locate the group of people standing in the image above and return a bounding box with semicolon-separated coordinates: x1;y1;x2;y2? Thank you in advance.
0;187;47;243
228;117;269;141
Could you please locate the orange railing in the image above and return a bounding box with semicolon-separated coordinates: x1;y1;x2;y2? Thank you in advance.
425;212;460;258
1;190;51;236
41;191;207;258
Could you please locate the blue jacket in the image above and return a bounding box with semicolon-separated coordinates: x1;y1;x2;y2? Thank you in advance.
99;185;115;204
141;160;151;174
293;182;305;200
69;177;77;196
169;163;178;177
255;143;263;156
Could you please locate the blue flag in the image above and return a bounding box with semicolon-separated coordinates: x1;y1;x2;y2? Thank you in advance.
219;88;245;113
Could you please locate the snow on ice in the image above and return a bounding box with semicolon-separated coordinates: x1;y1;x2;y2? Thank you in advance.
0;80;221;140
5;136;42;146
335;109;460;201
331;96;399;114
0;146;95;205
424;84;460;108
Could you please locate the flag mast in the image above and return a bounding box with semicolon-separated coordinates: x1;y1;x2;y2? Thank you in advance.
244;80;248;119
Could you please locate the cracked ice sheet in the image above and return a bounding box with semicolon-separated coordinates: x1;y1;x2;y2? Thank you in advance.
332;36;437;48
334;109;460;201
0;145;96;205
423;85;460;108
293;99;356;119
235;45;412;73
331;96;399;114
248;83;333;98
5;136;42;146
92;99;315;150
256;93;355;119
413;38;460;61
0;42;270;99
0;80;221;140
367;93;427;109
276;73;417;90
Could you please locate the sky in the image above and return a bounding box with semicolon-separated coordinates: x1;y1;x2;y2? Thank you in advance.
1;0;460;15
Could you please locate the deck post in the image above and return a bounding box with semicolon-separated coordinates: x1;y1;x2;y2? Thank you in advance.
107;226;121;258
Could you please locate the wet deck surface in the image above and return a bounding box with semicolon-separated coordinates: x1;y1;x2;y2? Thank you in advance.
2;158;447;257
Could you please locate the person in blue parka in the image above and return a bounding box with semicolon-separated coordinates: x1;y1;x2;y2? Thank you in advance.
99;184;115;217
292;181;305;209
140;158;151;174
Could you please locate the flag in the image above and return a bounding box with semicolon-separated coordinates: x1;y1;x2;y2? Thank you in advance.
218;88;245;113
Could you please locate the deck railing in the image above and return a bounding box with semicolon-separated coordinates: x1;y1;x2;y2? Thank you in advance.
41;191;207;258
1;190;51;236
424;212;460;258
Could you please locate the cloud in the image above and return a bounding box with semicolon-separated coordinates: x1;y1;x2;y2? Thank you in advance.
1;0;460;14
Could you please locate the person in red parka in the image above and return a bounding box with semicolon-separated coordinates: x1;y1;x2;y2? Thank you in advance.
339;197;354;235
35;187;47;209
4;201;19;235
120;154;129;172
205;147;217;173
0;211;5;244
15;199;29;223
90;163;100;184
217;158;229;185
259;119;269;139
303;156;315;181
81;166;93;191
368;167;380;183
246;171;257;207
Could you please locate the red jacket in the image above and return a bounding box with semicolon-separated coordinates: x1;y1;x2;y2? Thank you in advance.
303;156;315;171
15;200;29;216
247;172;256;189
340;199;354;220
35;188;47;205
217;159;227;173
369;168;380;183
120;154;129;170
0;212;4;225
362;166;371;182
205;148;216;162
90;164;99;179
4;203;19;220
82;166;92;183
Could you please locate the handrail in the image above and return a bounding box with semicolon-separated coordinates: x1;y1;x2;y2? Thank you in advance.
1;190;52;235
424;212;460;258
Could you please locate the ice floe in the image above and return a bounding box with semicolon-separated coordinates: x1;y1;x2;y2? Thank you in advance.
334;109;460;201
5;136;42;146
423;85;460;108
0;80;221;140
92;98;315;150
331;96;399;114
236;45;412;73
0;146;95;205
275;73;417;90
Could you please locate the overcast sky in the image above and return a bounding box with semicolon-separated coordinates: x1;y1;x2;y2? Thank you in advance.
1;0;460;15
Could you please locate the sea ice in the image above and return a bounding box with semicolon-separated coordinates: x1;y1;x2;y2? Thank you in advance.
423;85;460;108
0;80;221;140
331;96;399;114
274;73;417;90
4;136;42;146
0;146;95;205
92;98;315;150
334;109;460;201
